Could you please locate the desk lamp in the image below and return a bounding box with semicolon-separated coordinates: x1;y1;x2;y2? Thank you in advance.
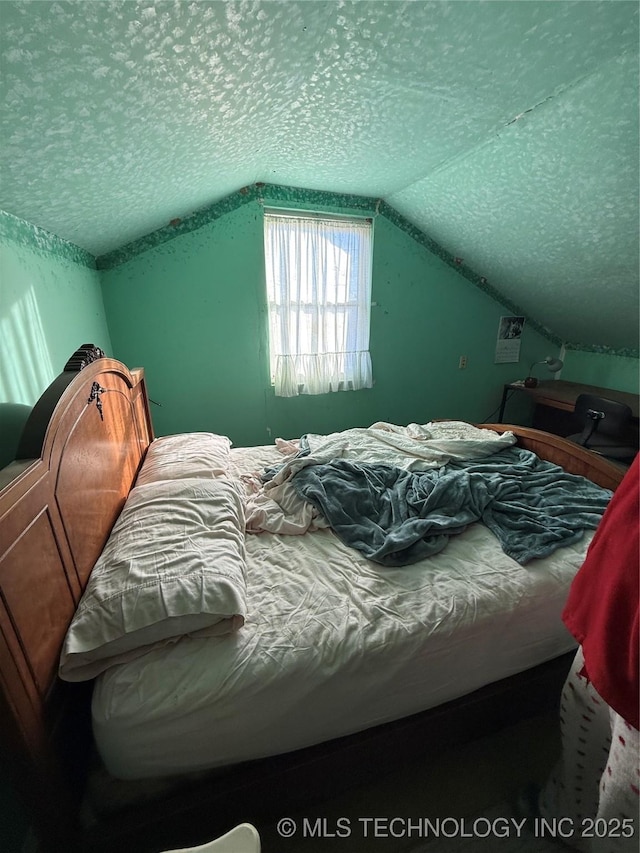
524;356;564;388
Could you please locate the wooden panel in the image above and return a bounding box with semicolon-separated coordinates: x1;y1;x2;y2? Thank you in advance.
512;380;639;417
0;617;46;758
0;458;78;703
0;466;83;852
55;389;142;587
0;508;76;696
130;368;155;452
481;423;626;490
0;358;154;853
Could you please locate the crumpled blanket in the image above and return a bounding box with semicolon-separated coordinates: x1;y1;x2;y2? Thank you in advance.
290;447;612;566
245;421;516;534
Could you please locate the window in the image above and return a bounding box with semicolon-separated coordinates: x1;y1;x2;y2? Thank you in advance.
263;210;373;397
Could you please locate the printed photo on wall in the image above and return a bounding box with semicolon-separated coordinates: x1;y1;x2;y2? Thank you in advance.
495;316;525;363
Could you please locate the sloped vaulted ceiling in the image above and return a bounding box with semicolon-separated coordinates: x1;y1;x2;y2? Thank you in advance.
0;1;638;352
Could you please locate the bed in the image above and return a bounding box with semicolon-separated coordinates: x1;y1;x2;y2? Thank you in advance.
0;350;625;853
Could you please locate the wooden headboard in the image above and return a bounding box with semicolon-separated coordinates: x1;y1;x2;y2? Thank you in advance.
480;422;626;491
0;357;626;852
0;354;153;852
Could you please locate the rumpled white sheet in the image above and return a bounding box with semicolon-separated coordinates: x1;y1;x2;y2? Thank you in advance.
245;421;515;535
93;438;582;780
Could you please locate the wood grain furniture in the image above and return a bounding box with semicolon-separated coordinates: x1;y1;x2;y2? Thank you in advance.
0;356;153;851
497;379;640;435
0;356;625;853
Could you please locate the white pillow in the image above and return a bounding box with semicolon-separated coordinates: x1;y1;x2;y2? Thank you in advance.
135;432;231;486
59;477;246;682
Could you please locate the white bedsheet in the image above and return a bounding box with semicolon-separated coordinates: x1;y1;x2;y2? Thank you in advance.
92;443;583;780
245;421;516;534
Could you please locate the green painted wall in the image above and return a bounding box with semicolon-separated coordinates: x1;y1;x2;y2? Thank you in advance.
0;214;113;849
3;189;635;469
561;349;639;394
101;198;555;445
0;212;112;468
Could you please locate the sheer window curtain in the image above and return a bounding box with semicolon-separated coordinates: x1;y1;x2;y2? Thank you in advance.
264;211;373;397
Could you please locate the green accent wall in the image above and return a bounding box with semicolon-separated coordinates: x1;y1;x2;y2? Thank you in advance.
561;350;639;394
2;187;636;460
101;196;555;445
0;212;112;468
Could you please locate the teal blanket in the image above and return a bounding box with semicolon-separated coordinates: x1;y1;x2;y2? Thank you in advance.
290;447;612;567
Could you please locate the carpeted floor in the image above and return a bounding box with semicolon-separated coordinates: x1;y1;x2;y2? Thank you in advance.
257;711;567;852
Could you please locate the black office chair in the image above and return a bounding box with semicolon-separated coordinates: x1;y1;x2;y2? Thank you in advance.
567;394;638;462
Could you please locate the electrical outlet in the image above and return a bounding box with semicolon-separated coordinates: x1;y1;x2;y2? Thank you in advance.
458;355;468;369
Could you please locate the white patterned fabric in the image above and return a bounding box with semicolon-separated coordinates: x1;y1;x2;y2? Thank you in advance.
539;647;639;852
264;211;373;396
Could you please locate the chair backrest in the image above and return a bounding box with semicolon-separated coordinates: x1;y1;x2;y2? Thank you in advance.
573;394;632;439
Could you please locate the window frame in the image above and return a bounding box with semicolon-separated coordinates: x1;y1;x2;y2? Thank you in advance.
263;207;374;396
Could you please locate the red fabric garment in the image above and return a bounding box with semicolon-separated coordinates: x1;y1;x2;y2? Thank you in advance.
562;453;639;730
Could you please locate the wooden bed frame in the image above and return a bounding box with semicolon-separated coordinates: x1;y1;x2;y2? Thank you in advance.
0;352;625;853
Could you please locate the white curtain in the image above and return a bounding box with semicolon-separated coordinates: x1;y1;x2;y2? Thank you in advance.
264;211;373;397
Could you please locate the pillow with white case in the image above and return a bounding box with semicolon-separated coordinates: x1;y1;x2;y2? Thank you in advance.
135;432;231;485
59;477;246;681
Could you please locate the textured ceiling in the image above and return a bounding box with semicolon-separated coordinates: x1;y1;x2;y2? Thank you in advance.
1;1;638;351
